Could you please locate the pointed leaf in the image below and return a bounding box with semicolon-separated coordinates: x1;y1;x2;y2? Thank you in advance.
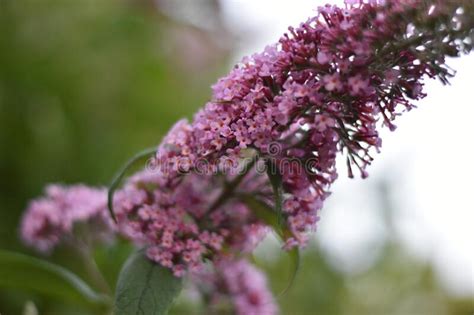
265;159;285;230
0;250;110;310
114;250;183;315
241;195;279;232
108;147;157;222
241;195;300;296
277;246;300;298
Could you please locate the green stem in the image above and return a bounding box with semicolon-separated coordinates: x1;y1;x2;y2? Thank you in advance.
207;154;259;213
68;240;112;297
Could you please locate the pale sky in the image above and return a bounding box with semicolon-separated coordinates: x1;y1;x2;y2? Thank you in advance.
221;0;474;295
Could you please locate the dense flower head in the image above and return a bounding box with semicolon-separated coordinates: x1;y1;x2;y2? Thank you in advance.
193;259;278;315
114;169;269;276
21;184;113;252
149;0;473;250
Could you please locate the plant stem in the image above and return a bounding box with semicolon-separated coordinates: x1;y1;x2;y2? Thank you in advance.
207;154;259;213
69;240;112;296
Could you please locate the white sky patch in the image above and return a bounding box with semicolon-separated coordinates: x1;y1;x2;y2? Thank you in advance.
221;0;474;295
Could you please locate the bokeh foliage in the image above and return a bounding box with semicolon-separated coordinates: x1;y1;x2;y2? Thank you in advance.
0;0;225;250
0;1;227;313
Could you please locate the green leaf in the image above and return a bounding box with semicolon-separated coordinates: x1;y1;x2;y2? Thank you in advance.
265;159;285;231
278;246;300;297
108;147;157;222
241;195;279;233
263;161;300;294
0;250;110;310
114;250;183;315
241;195;300;296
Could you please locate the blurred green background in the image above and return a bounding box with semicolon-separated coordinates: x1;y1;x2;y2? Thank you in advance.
0;0;472;314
